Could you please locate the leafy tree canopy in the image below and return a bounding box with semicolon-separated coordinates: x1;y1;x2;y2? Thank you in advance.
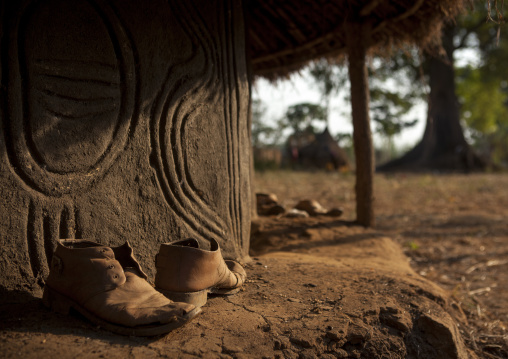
282;102;327;134
251;98;280;147
454;2;508;166
456;66;508;135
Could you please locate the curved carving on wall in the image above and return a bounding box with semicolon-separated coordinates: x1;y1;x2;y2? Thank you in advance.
150;1;241;243
4;0;136;197
26;199;80;279
218;0;245;245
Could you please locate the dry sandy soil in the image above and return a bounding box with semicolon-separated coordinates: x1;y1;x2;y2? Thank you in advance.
253;171;508;359
0;172;506;358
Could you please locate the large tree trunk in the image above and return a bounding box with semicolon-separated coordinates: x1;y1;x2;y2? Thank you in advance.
346;22;375;227
378;25;485;172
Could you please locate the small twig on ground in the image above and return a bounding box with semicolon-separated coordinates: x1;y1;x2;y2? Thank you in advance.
483;351;505;359
469;287;491;296
465;259;508;274
469;330;480;352
484;345;504;349
478;334;508;339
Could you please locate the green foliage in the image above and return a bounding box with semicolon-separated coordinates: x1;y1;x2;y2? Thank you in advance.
309;60;348;99
308;60;349;124
369;49;425;91
368;51;425;139
335;132;352;147
251;98;281;147
456;66;508;134
282;102;327;134
335;132;355;162
309;53;423;149
456;66;508;166
454;3;508;166
370;89;418;138
404;240;420;251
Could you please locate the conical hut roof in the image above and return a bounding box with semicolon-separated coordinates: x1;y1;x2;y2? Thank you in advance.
246;0;467;78
298;128;350;170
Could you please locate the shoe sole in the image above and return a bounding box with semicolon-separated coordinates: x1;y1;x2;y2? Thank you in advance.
42;286;201;336
157;286;242;307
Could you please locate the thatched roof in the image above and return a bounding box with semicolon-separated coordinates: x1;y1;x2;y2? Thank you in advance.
246;0;468;78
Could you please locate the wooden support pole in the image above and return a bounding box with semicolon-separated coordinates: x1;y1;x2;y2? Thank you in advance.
345;22;375;227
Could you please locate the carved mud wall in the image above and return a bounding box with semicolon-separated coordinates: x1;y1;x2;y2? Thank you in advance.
0;0;251;295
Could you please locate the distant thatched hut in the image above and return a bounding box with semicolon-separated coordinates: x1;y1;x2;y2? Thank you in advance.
296;129;350;171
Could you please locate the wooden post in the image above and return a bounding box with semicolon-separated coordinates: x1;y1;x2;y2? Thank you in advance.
345;22;375;227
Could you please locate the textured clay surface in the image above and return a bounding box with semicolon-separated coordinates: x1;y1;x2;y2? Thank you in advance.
0;0;251;296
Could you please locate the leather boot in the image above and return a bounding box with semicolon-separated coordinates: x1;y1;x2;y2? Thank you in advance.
43;239;200;336
155;238;246;307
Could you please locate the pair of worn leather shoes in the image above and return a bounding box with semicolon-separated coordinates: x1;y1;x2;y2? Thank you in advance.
43;238;246;336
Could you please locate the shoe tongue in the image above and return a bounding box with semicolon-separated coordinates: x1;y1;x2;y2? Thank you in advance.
112;242;148;280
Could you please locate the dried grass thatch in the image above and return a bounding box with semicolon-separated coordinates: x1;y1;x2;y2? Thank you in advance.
246;0;469;79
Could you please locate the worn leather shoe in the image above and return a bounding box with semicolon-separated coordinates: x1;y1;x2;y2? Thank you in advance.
43;239;200;336
155;238;246;307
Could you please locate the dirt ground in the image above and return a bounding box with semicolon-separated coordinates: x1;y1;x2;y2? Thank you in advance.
0;172;506;358
253;171;508;359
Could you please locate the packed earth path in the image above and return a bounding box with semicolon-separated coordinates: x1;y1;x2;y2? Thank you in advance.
253;171;508;359
0;172;507;358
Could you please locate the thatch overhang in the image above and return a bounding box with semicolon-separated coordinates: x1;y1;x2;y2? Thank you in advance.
246;0;468;78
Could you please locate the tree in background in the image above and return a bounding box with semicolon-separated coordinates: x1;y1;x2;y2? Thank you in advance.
308;60;348;127
368;59;421;161
456;2;508;168
308;61;355;161
370;91;417;161
379;2;505;171
282;102;327;135
377;26;478;171
280;103;328;167
457;66;508;167
251;98;286;170
309;53;424;165
252;99;328;146
251;98;280;148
